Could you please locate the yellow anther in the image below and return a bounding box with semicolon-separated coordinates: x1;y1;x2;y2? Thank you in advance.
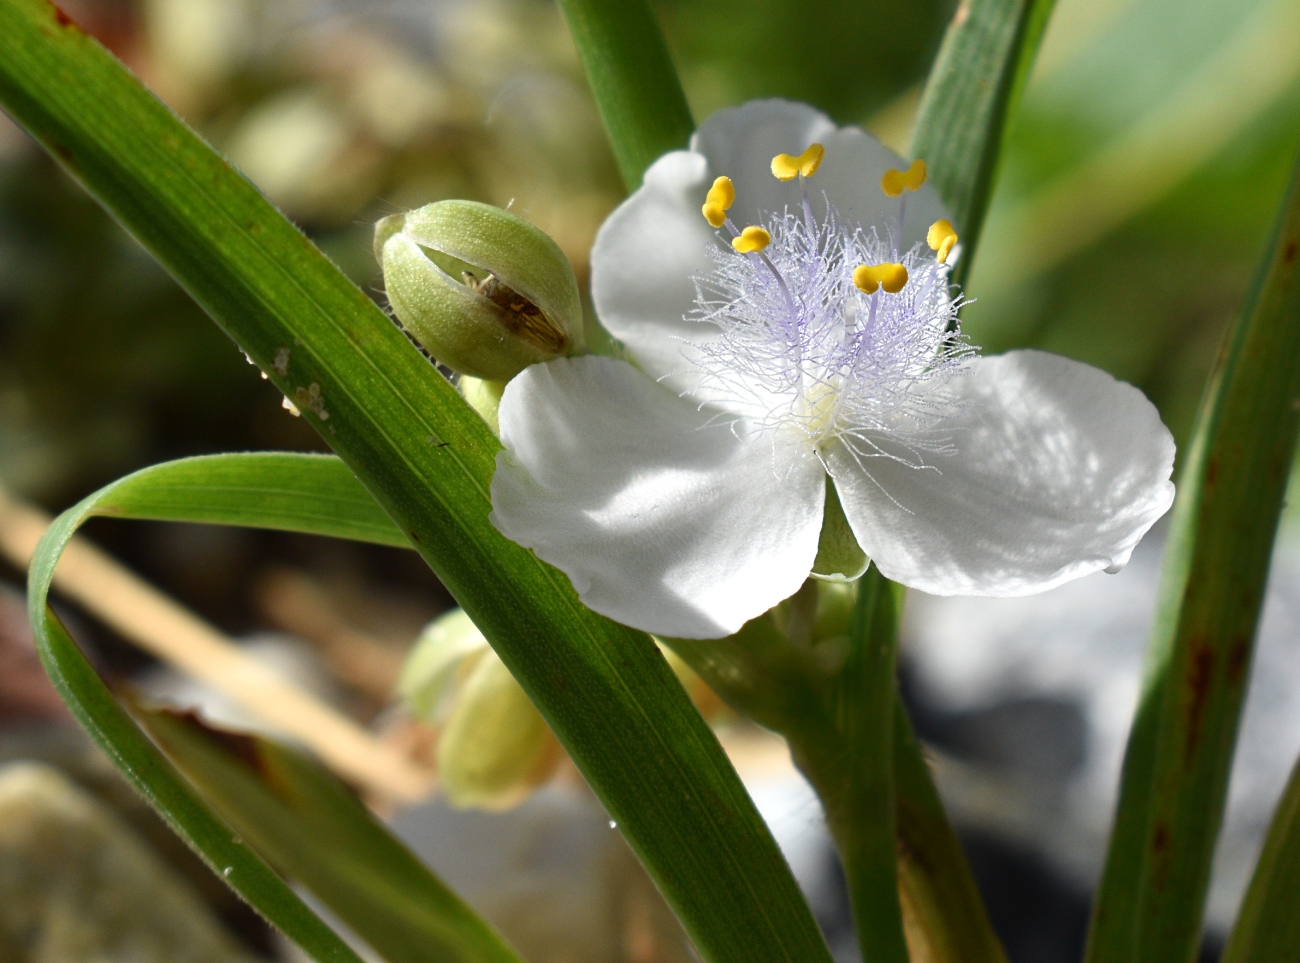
880;159;927;197
927;218;958;264
853;263;909;294
732;225;772;254
702;175;735;228
708;176;735;208
771;143;826;181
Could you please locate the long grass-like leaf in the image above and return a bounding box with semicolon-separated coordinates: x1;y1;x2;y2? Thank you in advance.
555;0;694;189
0;5;830;961
1085;147;1300;963
1220;751;1300;963
910;0;1058;285
30;611;366;963
139;709;523;963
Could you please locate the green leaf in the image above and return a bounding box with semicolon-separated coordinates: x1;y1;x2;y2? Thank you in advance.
910;0;1058;285
29;609;366;963
137;708;523;963
54;452;411;547
1085;149;1300;963
1221;752;1300;963
0;4;830;961
555;0;695;190
23;453;518;961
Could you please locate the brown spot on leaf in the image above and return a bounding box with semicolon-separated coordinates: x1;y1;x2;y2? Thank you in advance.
1185;641;1216;759
1149;821;1173;889
1205;455;1218;488
51;3;77;27
1285;240;1298;265
1227;634;1251;687
163;708;265;774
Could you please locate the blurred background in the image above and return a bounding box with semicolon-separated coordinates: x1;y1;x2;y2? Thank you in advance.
1;0;1299;960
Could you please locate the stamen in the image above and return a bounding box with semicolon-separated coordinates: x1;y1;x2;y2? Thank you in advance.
926;218;958;264
880;159;927;197
771;144;826;181
732;226;772;254
853;262;909;294
702;175;736;228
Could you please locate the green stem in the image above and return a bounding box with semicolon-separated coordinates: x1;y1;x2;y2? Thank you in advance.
1085;146;1300;963
793;573;909;963
554;0;694;190
894;701;1009;963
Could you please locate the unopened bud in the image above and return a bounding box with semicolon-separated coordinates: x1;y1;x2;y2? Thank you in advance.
397;609;489;721
437;648;561;810
376;200;583;380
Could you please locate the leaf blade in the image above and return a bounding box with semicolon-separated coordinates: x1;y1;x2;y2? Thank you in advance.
29;611;366;963
554;0;694;189
1221;751;1300;963
910;0;1058;285
138;709;523;963
1085;145;1300;963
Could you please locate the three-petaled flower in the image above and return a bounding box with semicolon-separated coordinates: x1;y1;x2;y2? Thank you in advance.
489;100;1175;640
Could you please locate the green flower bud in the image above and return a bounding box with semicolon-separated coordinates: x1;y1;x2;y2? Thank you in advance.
397;609;489;721
375;200;583;380
436;649;560;810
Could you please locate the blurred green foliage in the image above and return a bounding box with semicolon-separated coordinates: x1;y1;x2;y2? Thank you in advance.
657;0;953;122
964;0;1300;447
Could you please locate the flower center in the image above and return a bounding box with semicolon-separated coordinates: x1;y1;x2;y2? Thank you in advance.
689;146;973;469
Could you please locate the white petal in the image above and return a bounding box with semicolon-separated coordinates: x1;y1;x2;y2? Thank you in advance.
828;350;1175;597
813;125;950;252
591;100;956;399
490;356;825;639
693;98;950;250
690;99;838;227
590;149;719;391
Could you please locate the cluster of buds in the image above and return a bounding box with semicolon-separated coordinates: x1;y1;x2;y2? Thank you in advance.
398;608;721;809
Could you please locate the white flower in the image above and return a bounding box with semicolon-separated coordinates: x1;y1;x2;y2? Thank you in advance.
489;100;1175;640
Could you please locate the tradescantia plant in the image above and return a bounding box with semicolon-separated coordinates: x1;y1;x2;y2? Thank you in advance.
3;1;1300;963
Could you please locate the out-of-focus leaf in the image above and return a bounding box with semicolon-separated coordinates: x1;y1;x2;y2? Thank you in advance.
138;708;523;963
555;0;694;189
910;0;1058;283
1085;148;1300;963
30;609;365;963
0;4;831;961
1220;752;1300;962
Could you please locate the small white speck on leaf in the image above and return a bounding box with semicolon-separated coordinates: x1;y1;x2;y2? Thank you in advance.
295;382;330;421
273;347;291;376
281;396;301;417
